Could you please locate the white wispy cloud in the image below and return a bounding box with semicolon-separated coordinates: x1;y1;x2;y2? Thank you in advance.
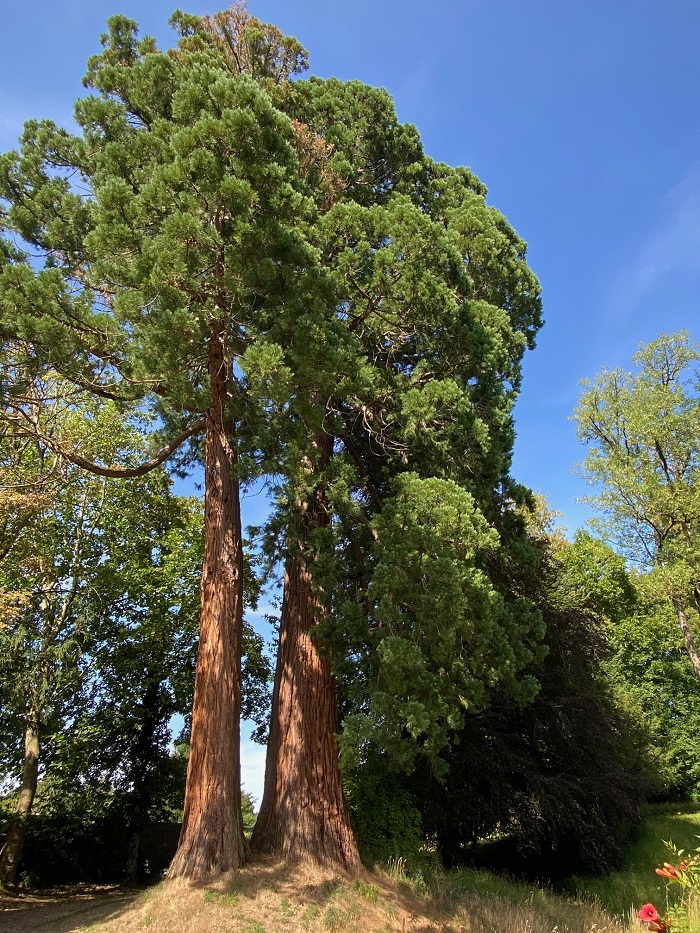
607;162;700;320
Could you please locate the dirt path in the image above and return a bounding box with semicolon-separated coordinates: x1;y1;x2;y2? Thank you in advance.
0;887;139;933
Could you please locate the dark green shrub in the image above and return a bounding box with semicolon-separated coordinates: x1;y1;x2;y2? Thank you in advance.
344;753;423;867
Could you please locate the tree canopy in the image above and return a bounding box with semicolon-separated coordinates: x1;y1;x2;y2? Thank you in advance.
0;4;328;878
575;331;700;681
5;4;654;888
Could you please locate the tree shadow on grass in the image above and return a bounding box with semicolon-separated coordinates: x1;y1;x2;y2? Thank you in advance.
0;886;139;933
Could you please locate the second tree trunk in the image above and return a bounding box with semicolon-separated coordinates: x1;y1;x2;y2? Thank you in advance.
252;441;360;870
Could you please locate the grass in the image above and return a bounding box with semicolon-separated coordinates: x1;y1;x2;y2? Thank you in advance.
353;879;380;901
564;804;700;920
63;858;632;933
202;888;239;906
19;806;700;933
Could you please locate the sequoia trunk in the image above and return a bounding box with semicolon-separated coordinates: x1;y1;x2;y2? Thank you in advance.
169;326;247;879
0;719;39;886
251;436;360;871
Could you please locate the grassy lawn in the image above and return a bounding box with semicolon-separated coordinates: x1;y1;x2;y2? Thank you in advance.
10;807;700;932
563;804;700;922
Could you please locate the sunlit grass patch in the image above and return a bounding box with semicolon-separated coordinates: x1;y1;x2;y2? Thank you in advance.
202;888;239;906
564;805;700;918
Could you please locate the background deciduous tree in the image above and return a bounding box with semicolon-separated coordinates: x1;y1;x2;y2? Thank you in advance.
411;517;647;876
575;331;700;681
0;395;191;884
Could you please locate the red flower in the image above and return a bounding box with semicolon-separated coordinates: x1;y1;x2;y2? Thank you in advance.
655;866;677;879
638;904;660;923
638;903;670;931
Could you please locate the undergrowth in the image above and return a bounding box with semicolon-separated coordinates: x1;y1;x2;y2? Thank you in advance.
16;806;700;933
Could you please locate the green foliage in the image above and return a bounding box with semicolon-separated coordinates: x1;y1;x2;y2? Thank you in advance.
245;48;545;797
413;515;647;875
1;3;552;880
574;331;700;799
574;332;700;672
241;790;257;834
575;331;700;570
0;780;142;885
551;529;637;621
0;389;270;882
344;754;424;868
0;5;327;481
607;587;700;801
341;474;541;774
566;806;700;918
0;4;320;878
0;397;183;770
170;3;309;87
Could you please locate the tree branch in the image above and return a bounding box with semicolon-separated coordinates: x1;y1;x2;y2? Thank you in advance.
654;438;674;485
339;431;384;512
45;420;205;478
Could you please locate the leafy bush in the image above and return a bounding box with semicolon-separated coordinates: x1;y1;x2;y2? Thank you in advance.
344;753;424;867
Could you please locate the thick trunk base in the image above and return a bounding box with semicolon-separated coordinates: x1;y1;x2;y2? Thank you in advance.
251;547;360;872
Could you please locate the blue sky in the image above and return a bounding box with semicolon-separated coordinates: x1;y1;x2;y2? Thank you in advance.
3;0;699;798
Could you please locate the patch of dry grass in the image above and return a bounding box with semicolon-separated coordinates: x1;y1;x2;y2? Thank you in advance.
64;859;644;933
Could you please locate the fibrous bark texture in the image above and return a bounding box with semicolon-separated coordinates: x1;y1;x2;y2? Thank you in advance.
169;328;247;880
252;438;360;871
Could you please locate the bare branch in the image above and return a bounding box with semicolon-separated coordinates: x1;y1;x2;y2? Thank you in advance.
43;420;205;478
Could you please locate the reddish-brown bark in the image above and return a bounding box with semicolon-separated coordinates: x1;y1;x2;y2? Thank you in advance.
168;326;247;880
251;437;360;871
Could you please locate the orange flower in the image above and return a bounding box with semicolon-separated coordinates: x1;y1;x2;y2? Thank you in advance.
655;863;678;879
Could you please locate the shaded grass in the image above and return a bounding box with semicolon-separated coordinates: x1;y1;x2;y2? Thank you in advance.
383;853;629;932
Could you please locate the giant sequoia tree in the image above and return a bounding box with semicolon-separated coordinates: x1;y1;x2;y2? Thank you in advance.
250;74;544;862
2;4;546;878
0;9;321;879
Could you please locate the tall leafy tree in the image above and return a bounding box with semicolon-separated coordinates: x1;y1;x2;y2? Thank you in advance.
574;331;700;681
31;495;269;884
249;78;428;870
1;3;545;877
412;518;646;875
0;395;188;885
0;8;319;878
607;578;700;801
